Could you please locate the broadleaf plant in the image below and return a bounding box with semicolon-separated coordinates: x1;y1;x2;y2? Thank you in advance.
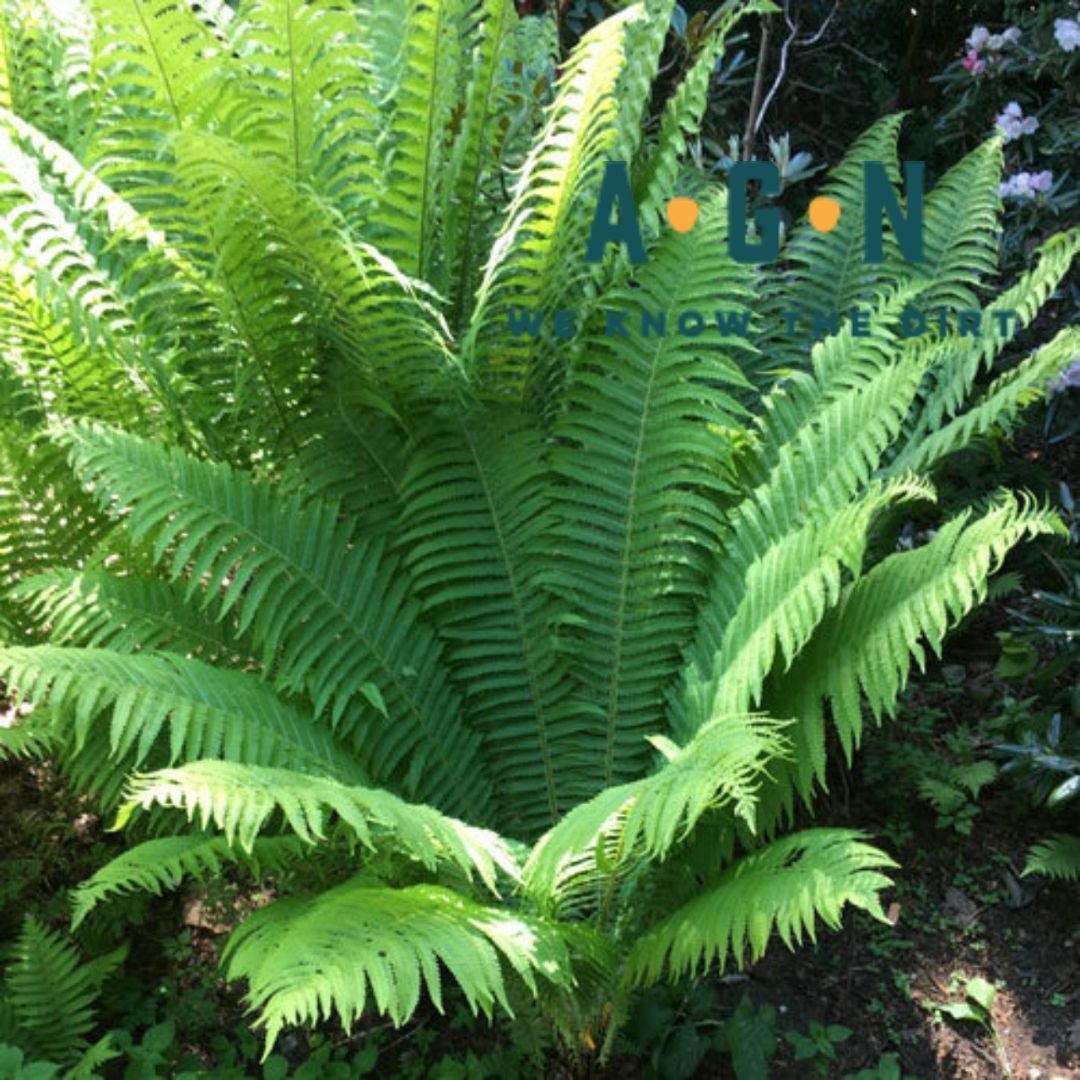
0;0;1077;1061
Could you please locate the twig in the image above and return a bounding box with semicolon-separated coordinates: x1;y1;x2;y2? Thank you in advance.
744;0;840;154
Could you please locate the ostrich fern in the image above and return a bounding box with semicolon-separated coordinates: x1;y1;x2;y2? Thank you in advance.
0;0;1078;1059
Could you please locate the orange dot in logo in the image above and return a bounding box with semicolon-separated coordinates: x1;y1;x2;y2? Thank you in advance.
808;196;842;233
666;197;699;233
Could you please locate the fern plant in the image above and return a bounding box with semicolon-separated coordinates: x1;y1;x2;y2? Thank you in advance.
0;0;1078;1060
0;917;123;1076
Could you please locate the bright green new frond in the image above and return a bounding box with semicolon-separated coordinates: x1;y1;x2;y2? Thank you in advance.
60;422;490;815
524;713;789;907
548;191;754;790
633;1;773;230
221;880;574;1053
1024;834;1080;880
226;0;373;193
465;4;636;393
762;493;1063;815
893;327;1080;476
117;760;520;894
86;0;227;215
0;646;363;780
623;830;895;986
696;476;935;724
5;918;125;1065
899;228;1080;447
71;834;303;928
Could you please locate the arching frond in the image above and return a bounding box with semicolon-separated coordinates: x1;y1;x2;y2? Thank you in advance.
1024;834;1080;880
222;880;574;1050
0;647;364;780
71;834;304;928
60;423;491;816
623;830;895;986
524;713;789;910
116;760;520;892
761;493;1063;819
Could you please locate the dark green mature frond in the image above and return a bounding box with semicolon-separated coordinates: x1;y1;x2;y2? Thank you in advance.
623;830;895;986
222;880;574;1050
400;413;571;836
116;760;520;892
1024;834;1080;880
0;435;110;632
0;709;54;760
60;423;491;815
441;0;517;319
524;713;789;910
11;571;241;660
762;493;1063;818
71;834;304;928
5;918;125;1065
0;647;364;780
548;191;755;791
755;113;905;368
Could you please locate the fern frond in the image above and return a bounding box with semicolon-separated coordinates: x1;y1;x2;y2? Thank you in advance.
755;113;906;368
11;571;240;660
5;918;125;1065
906;137;1001;310
116;760;520;893
0;647;365;780
400;412;571;836
762;493;1063;814
71;834;305;928
1024;834;1080;880
892;327;1080;475
623;830;894;986
60;423;490;816
524;713;789;910
465;4;637;394
222;880;574;1051
547;191;755;789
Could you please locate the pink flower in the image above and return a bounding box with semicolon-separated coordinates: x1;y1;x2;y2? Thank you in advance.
961;49;986;75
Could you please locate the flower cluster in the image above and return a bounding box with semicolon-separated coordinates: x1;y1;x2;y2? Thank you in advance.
1054;17;1080;52
1051;358;1080;396
995;101;1039;142
999;170;1054;200
962;24;1022;75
